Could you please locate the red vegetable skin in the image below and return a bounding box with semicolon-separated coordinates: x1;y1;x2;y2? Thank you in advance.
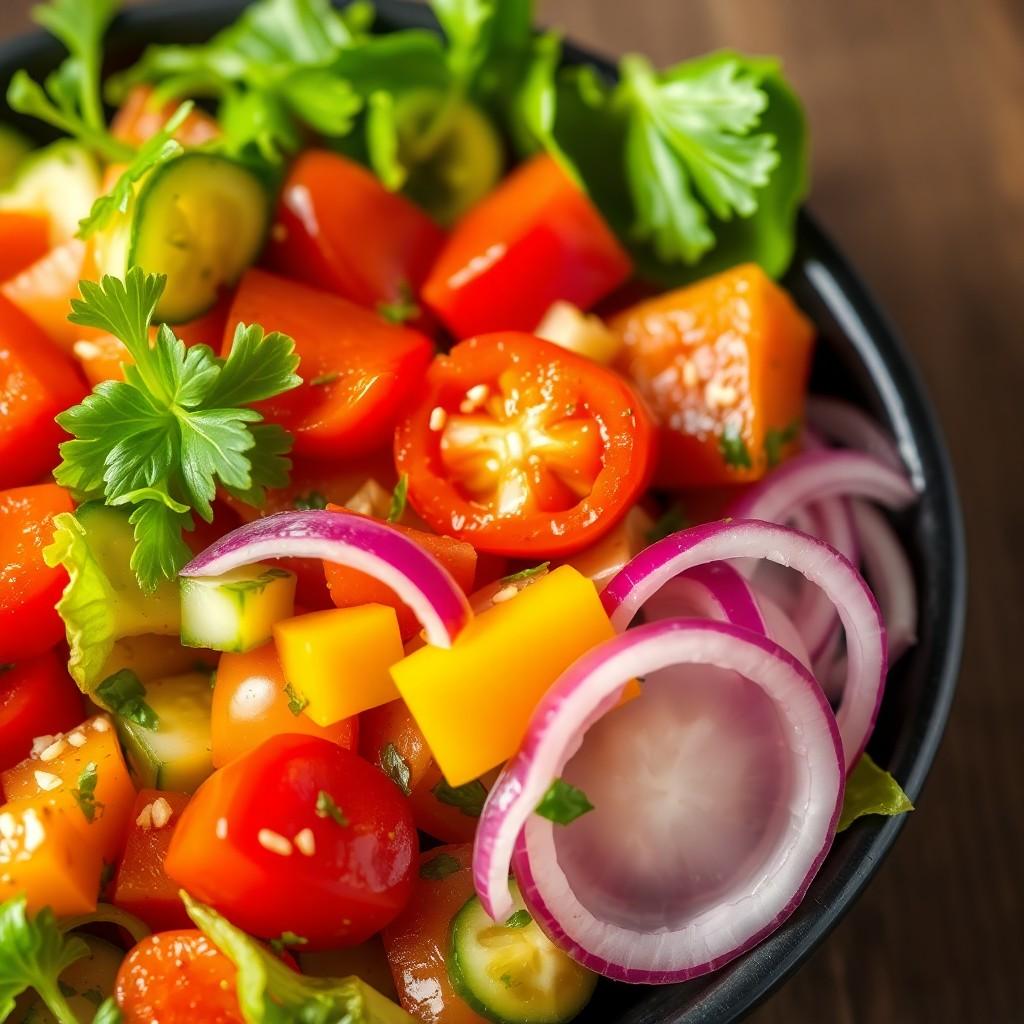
0;484;75;663
265;149;445;319
115;929;245;1024
224;269;434;459
394;332;655;557
111;84;221;146
165;734;417;948
0;651;84;774
0;212;50;283
112;789;193;932
0;294;87;488
422;155;631;338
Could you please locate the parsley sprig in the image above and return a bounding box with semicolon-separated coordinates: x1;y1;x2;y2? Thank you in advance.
54;267;301;591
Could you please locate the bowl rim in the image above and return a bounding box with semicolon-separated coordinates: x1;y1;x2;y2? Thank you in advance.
0;2;966;1020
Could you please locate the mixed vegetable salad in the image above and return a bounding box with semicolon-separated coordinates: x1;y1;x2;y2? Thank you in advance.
0;0;919;1021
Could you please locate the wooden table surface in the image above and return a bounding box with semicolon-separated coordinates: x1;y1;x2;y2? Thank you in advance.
2;1;1021;1021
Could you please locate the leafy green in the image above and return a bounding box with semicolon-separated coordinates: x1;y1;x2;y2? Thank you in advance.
184;893;417;1023
838;753;914;832
95;669;159;729
646;503;689;543
764;419;801;469
293;491;328;510
719;424;753;469
499;562;549;585
379;743;411;796
376;282;419;326
431;778;487;818
284;682;308;717
387;474;409;524
504;910;532;929
55;267;302;591
268;931;307;955
315;790;348;827
535;778;594;825
71;762;102;824
419;853;462;881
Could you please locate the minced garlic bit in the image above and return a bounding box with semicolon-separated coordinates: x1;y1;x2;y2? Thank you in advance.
459;383;490;413
33;770;62;792
491;584;518;604
22;808;45;853
294;828;316;857
257;828;293;856
66;730;87;748
30;734;55;758
429;406;447;431
215;816;228;840
136;803;152;830
92;717;111;733
39;739;66;763
150;797;173;829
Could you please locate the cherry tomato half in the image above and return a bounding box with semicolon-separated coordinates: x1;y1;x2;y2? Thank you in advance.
394;333;655;557
165;734;417;949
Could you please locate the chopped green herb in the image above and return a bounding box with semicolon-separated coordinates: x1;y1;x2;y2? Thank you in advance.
315;790;348;826
719;424;753;470
764;419;801;468
284;682;308;716
268;931;308;955
293;491;328;510
377;282;420;325
58;979;77;998
419;852;462;881
71;762;102;824
431;778;487;818
80;987;105;1007
309;372;340;387
500;973;516;989
535;778;594;825
505;910;532;929
387;474;409;523
500;562;550;585
380;742;411;795
646;504;689;543
95;669;159;730
838;753;914;831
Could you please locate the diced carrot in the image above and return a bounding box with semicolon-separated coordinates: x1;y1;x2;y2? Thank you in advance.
111;85;221;147
0;211;50;283
611;263;815;488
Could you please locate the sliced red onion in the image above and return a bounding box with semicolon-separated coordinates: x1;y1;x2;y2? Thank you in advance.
601;519;886;770
474;619;842;981
806;396;904;470
180;510;472;648
851;501;917;663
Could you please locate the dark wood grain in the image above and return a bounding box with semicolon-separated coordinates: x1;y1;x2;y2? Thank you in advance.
2;1;1020;1020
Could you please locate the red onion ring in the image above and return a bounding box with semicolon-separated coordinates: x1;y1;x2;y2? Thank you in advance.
806;396;904;470
179;510;472;648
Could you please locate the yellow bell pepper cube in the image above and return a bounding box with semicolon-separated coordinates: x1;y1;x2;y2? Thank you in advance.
390;565;616;787
274;604;405;726
1;714;136;863
0;795;103;915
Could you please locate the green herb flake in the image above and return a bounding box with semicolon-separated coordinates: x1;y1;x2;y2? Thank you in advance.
387;474;409;524
535;778;594;825
309;372;340;387
283;682;308;717
838;753;914;832
377;282;420;325
500;973;516;989
58;980;77;998
95;669;159;730
72;762;102;824
315;790;348;827
80;987;104;1007
646;504;689;543
719;424;753;470
504;910;532;929
500;562;550;586
293;491;328;510
380;742;411;796
431;778;486;818
764;419;801;469
419;852;462;881
268;930;308;954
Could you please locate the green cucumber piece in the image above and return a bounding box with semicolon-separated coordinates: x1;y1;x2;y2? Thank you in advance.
93;152;270;322
117;670;214;793
180;563;296;653
0;140;101;242
0;124;32;188
448;882;597;1024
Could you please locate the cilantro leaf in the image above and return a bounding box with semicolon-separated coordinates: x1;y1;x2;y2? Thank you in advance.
284;682;308;716
646;504;689;543
764;419;801;469
505;910;532;928
838;753;914;831
719;424;753;470
535;778;594;825
419;853;461;881
433;0;494;87
95;669;160;729
315;790;348;826
0;895;90;1023
293;490;328;511
206;323;303;408
431;778;486;818
126;499;194;591
379;743;411;796
72;762;102;824
387;474;409;523
376;281;420;325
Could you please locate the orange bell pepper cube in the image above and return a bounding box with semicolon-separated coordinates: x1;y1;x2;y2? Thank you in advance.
390;565;616;786
1;714;136;863
0;211;50;283
112;789;193;931
611;263;815;488
0;794;104;915
274;604;405;726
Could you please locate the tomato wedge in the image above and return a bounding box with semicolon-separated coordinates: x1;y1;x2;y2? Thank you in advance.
422;155;631;338
264;149;445;321
394;333;655;557
224;269;434;459
0;484;75;663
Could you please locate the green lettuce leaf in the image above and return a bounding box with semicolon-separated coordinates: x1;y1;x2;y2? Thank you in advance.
838;753;914;832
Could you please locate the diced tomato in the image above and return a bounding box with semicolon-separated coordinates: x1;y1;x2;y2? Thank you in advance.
323;505;477;640
0;296;87;488
115;929;245;1024
394;332;655;557
0;211;50;283
264;149;445;322
422;155;631;338
224;269;434;459
359;698;433;794
0;651;84;774
0;484;75;663
112;789;193;932
611;263;815;487
165;734;417;948
211;642;358;768
409;761;489;845
111;85;221;147
381;844;488;1024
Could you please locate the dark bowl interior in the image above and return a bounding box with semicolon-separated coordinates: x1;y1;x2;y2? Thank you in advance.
0;2;966;1020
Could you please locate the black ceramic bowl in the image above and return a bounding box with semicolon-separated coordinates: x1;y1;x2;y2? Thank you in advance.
0;2;966;1020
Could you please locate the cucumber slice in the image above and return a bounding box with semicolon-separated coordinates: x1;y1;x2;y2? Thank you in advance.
180;563;296;653
448;882;597;1024
93;152;270;323
0;140;101;242
117;670;214;793
0;124;32;187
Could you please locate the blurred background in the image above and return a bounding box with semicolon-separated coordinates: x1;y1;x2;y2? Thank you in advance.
1;0;1020;1020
